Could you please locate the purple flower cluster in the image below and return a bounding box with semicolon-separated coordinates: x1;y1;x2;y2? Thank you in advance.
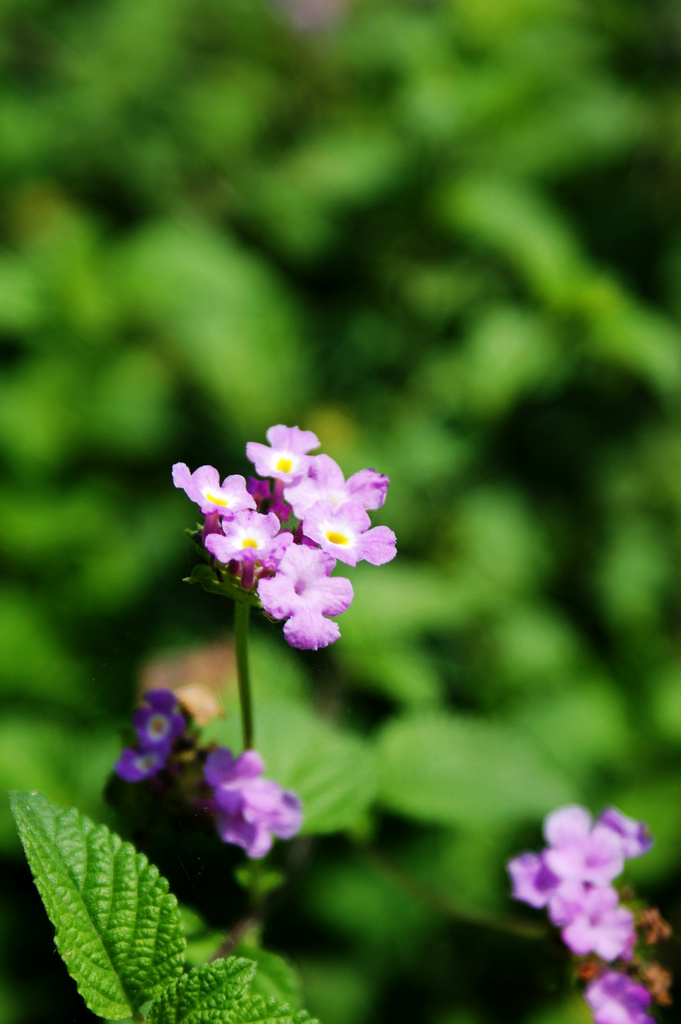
204;747;303;858
114;690;186;782
508;805;651;960
113;690;303;859
173;425;396;649
508;804;657;1024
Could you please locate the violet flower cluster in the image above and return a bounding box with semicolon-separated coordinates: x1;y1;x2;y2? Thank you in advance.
114;689;186;782
508;804;660;1024
173;425;396;650
203;747;303;859
113;689;303;858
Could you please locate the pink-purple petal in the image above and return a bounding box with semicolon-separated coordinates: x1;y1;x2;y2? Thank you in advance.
543;804;593;846
586;972;654;1024
356;524;397;566
283;609;342;650
507;852;561;908
266;424;320;454
598;807;653;859
346;467;389;509
559;887;635;960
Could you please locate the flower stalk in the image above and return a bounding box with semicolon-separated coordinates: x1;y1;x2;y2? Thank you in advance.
234;599;255;750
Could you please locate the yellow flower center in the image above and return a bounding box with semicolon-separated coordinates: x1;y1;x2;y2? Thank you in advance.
326;531;349;545
242;538;258;548
149;715;168;736
205;491;228;507
276;457;292;474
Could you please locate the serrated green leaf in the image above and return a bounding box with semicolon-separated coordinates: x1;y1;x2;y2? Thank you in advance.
10;791;185;1020
147;957;256;1024
230;996;317;1024
236;946;303;1009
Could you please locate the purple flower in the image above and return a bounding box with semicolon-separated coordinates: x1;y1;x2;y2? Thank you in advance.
204;747;265;790
543;805;624;887
585;972;655;1024
204;747;303;858
246;425;320;485
114;690;186;782
132;689;185;751
205;510;292;576
172;464;256;517
549;882;635;961
114;746;168;782
598;808;653;860
284;454;389;519
257;544;354;649
301;500;397;567
507;851;562;908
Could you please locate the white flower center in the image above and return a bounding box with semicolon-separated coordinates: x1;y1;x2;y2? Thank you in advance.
149;714;170;738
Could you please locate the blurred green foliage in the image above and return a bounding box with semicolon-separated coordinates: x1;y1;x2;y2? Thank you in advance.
2;0;681;1021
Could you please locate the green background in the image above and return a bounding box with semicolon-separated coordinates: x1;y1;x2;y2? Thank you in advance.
1;0;680;1021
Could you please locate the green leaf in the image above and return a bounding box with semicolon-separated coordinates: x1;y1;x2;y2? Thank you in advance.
149;956;318;1024
185;563;262;607
230;996;317;1024
147;957;310;1024
115;220;307;429
9;791;185;1020
148;958;254;1023
236;946;303;1009
377;715;577;828
441;174;589;307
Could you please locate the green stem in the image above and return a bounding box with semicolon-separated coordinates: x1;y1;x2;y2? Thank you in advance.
360;843;548;940
234;600;254;750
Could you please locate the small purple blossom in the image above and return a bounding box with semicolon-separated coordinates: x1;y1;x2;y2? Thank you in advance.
543;805;624;887
205;510;292;568
585;972;655;1024
132;689;185;751
284;454;389;519
204;747;265;790
257;544;354;649
598;808;653;860
114;746;168;782
246;425;320;485
301;500;397;567
172;463;256;516
507;851;562;908
549;882;636;961
204;747;303;858
113;690;186;783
